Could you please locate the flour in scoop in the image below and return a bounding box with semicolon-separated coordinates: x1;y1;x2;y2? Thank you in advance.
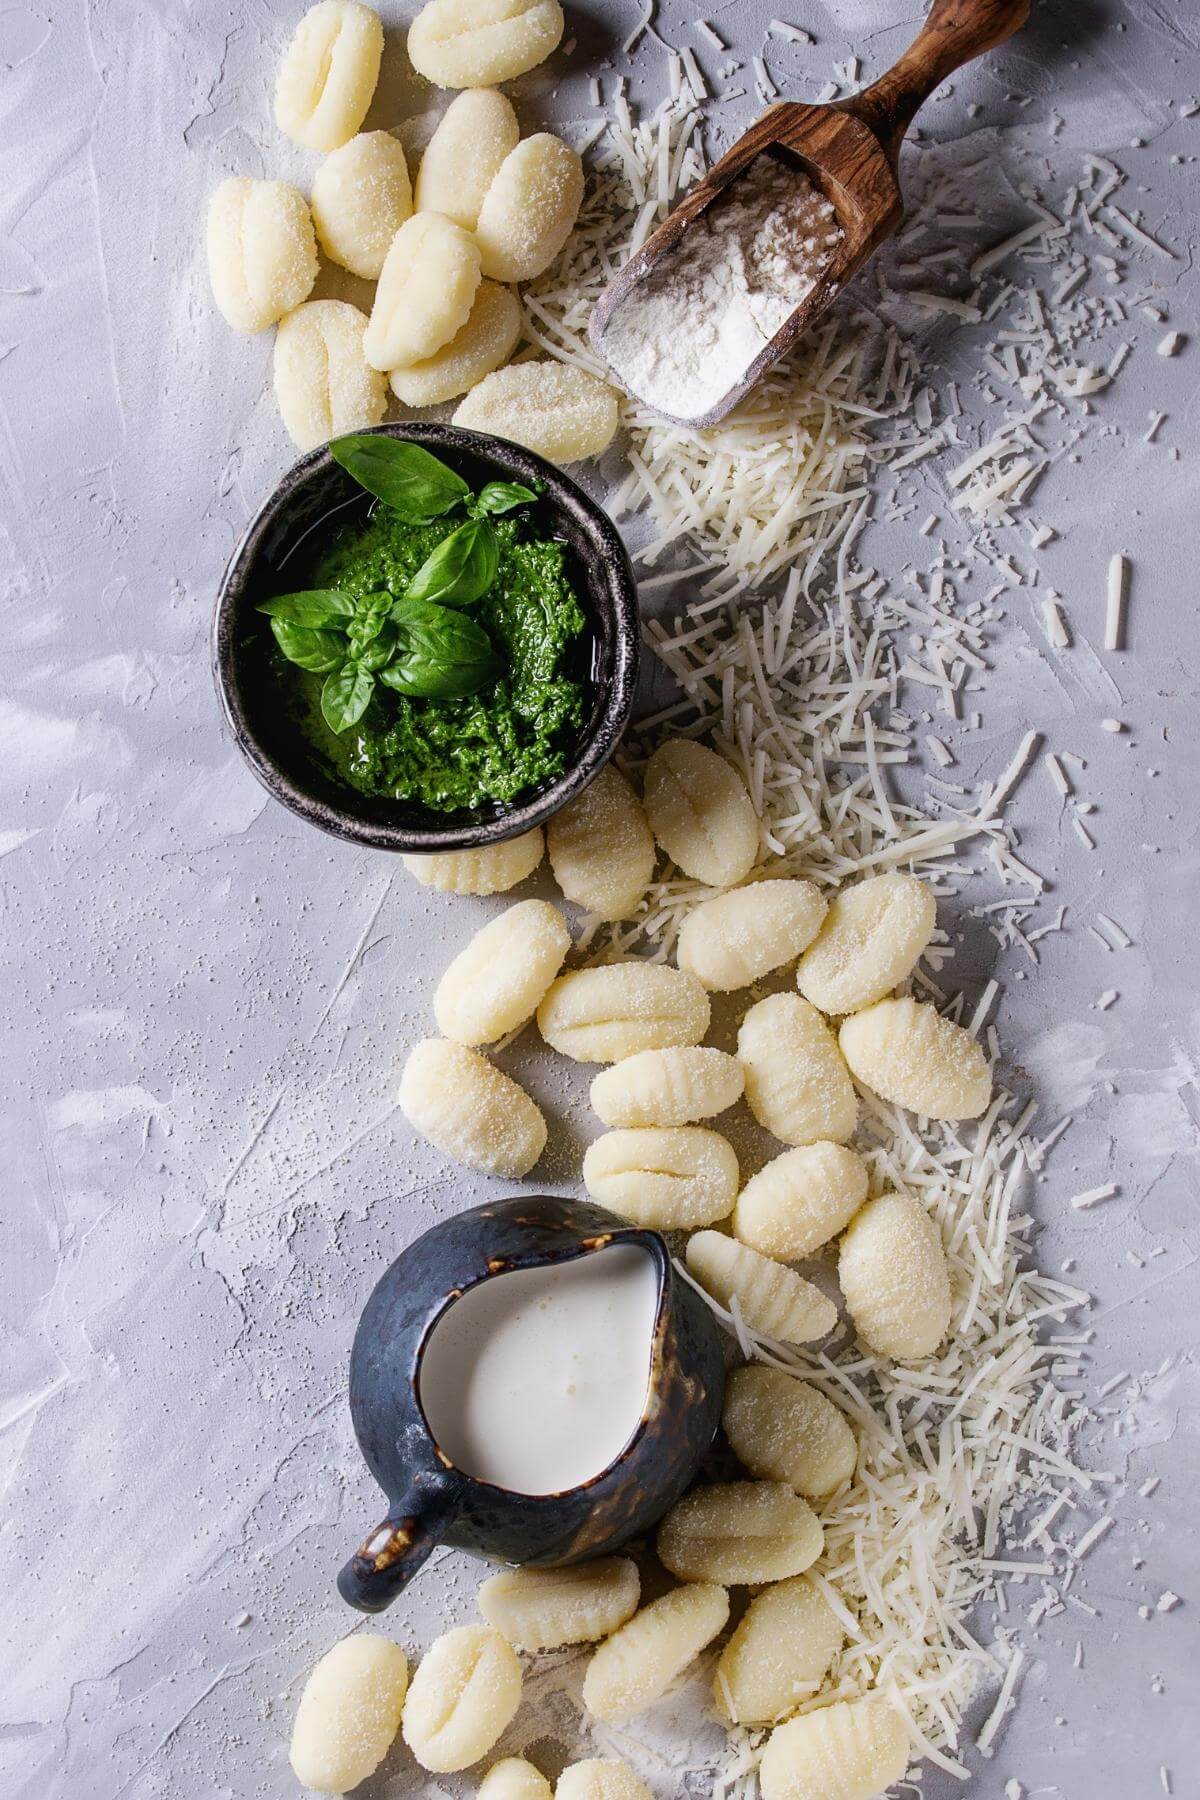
418;1246;659;1493
598;154;842;421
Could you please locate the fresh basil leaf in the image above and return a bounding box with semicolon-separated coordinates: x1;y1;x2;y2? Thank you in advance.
402;517;499;608
347;612;385;651
270;618;349;673
321;663;375;733
474;480;539;516
258;589;357;627
330;434;470;521
355;623;398;672
383;598;498;698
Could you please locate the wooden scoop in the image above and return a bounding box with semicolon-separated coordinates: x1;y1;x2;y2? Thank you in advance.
590;0;1032;425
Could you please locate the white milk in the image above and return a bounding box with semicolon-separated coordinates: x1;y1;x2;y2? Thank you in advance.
418;1245;660;1494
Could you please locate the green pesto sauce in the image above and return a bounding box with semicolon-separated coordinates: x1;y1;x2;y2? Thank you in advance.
271;507;587;812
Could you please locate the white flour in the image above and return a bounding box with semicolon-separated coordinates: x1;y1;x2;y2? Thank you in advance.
598;153;843;421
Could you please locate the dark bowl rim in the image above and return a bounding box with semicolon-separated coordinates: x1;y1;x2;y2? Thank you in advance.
211;422;640;854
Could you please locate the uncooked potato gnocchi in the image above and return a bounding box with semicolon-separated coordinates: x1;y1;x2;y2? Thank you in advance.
478;1558;640;1651
537;963;709;1062
676;880;827;992
838;1191;952;1360
657;1480;823;1587
581;1583;729;1723
714;1575;843;1727
590;1046;744;1128
731;1141;868;1261
475;134;584;282
275;0;384;152
583;1126;739;1229
722;1366;857;1498
556;1760;653;1800
408;0;565;88
290;1634;408;1793
758;1695;910;1800
480;1759;553;1800
207;177;318;334
402;828;544;894
545;764;656;921
364;212;481;372
416;89;520;229
685;1231;837;1345
402;1624;522;1774
434;899;570;1045
311;131;413;279
796;872;936;1016
454;362;620;464
390;281;521;407
398;1039;546;1177
274;301;388;451
839;996;992;1121
738;993;858;1146
642;740;759;888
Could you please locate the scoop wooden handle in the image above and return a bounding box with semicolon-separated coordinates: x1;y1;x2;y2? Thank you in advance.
848;0;1032;159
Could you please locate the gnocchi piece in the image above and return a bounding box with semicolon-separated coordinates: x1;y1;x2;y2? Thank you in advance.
537;963;709;1062
837;1191;951;1361
583;1126;739;1230
545;764;655;921
581;1583;729;1723
480;1759;554;1800
364;212;481;372
311;132;413;279
478;1558;640;1651
434;899;571;1045
399;1039;546;1177
274;301;388;451
758;1696;910;1800
676;880;827;992
657;1481;823;1587
408;0;565;89
390;281;521;407
738;994;858;1146
289;1633;408;1794
416;89;520;229
685;1231;837;1346
402;1624;522;1774
475;134;584;283
642;740;759;888
731;1142;868;1261
722;1367;857;1498
402;828;544;894
838;997;992;1121
206;177;318;334
556;1760;653;1800
590;1046;744;1128
454;362;620;464
714;1576;843;1727
275;0;384;152
796;873;937;1016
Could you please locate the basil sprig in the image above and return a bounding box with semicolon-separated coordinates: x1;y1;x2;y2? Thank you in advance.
330;435;470;520
383;599;498;697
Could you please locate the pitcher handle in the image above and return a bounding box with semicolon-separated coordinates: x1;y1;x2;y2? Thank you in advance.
337;1469;465;1613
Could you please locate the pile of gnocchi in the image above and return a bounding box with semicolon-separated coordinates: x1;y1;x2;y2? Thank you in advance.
207;0;619;459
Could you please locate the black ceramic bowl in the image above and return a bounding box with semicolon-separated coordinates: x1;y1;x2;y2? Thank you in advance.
212;424;639;853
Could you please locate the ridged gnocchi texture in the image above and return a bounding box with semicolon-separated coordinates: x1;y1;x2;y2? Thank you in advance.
365;212;481;372
475;134;584;282
480;1758;554;1800
408;0;565;88
838;1191;952;1360
207;178;318;334
537;963;709;1062
685;1231;837;1345
732;1142;869;1261
722;1367;857;1498
402;828;543;894
714;1575;843;1726
676;880;827;992
402;1624;522;1774
274;0;384;152
415;89;520;229
583;1126;739;1229
642;740;758;887
478;1558;640;1651
839;997;992;1121
545;764;656;921
758;1696;910;1800
738;994;858;1146
555;1759;654;1800
581;1583;729;1722
399;1039;546;1176
590;1046;744;1128
796;872;936;1016
274;301;388;450
434;900;570;1044
311;132;413;279
391;281;521;407
657;1480;823;1586
455;362;620;464
289;1634;408;1794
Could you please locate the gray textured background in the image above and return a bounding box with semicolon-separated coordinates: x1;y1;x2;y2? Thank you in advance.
3;0;1198;1795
